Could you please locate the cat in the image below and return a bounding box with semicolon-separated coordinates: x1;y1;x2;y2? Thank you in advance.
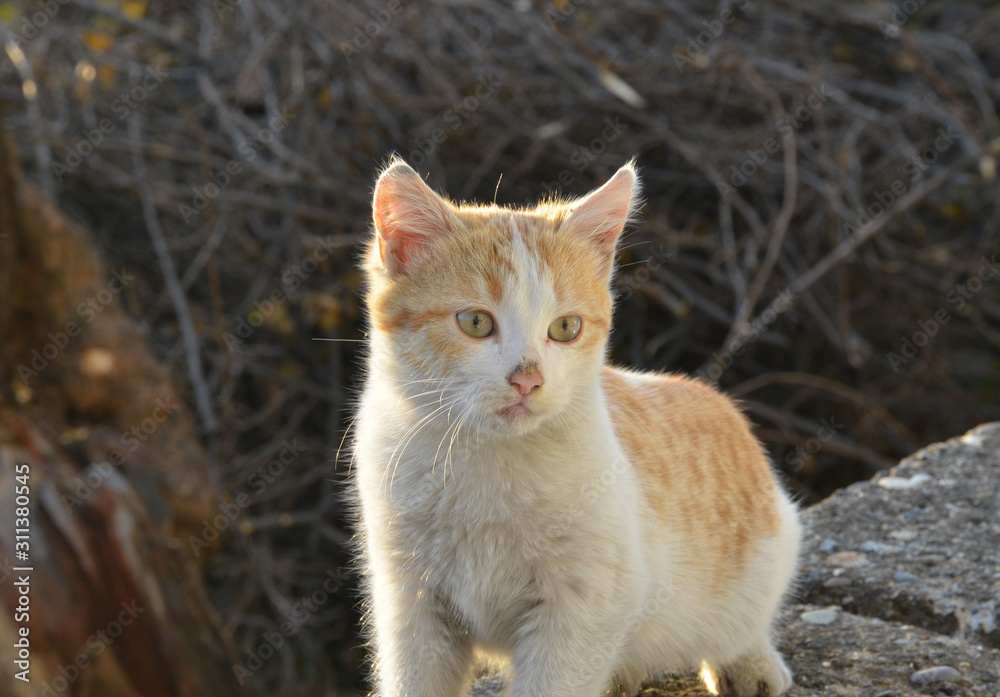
352;157;801;697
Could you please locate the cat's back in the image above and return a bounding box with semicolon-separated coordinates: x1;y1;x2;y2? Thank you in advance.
601;365;767;475
601;366;794;580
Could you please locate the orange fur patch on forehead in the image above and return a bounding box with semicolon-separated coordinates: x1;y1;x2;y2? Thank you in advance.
529;226;610;312
365;201;614;338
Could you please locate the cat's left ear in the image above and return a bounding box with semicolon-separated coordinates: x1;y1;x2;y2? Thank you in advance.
372;158;460;277
559;161;640;269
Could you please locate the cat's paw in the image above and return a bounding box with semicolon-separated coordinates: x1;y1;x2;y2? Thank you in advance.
607;667;644;697
607;679;639;697
707;647;792;697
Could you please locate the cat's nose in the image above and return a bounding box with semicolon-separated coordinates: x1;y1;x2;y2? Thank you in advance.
508;364;544;396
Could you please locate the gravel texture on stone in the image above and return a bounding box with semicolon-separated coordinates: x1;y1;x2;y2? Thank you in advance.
799;422;1000;649
639;606;1000;697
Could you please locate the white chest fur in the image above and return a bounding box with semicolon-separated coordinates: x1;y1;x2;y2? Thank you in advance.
355;381;644;647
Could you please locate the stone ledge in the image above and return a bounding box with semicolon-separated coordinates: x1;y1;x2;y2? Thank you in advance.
799;422;1000;649
642;605;1000;697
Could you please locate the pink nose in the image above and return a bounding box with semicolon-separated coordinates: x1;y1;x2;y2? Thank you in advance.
508;366;544;396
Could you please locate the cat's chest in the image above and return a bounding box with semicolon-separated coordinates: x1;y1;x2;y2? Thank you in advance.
399;455;557;560
412;467;583;637
394;447;585;599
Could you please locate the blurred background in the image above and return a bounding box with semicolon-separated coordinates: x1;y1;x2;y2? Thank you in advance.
0;0;998;695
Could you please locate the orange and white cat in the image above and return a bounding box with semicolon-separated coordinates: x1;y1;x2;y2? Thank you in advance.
353;158;801;697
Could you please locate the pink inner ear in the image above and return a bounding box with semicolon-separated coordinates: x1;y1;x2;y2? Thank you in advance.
590;202;631;245
374;185;425;271
560;165;638;253
372;163;454;275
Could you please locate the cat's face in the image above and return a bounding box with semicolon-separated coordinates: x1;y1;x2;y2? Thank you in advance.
365;160;639;437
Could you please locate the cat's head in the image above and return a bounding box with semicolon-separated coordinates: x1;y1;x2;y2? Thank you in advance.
364;158;640;436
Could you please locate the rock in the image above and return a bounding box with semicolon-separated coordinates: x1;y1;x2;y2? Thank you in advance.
860;540;903;553
799;423;1000;648
800;608;840;625
635;607;1000;697
878;473;933;489
823;576;852;588
909;666;963;686
0;133;238;697
818;538;838;552
824;550;870;566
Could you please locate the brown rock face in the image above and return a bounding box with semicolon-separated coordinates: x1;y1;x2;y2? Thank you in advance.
0;133;240;696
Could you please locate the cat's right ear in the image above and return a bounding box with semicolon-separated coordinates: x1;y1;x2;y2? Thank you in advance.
372;159;458;277
559;161;640;274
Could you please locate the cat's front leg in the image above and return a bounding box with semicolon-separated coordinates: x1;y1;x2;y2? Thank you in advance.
368;572;472;697
509;593;624;697
702;640;793;697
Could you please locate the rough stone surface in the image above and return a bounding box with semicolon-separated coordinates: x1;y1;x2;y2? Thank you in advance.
799;422;1000;649
471;423;1000;696
640;606;1000;697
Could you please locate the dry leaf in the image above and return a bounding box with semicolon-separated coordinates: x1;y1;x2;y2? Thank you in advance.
316;86;333;111
304;291;343;334
98;63;118;90
84;30;115;53
262;301;296;336
0;3;20;23
121;0;148;20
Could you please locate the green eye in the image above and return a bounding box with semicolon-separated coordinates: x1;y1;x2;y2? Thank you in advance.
456;310;495;338
548;315;582;342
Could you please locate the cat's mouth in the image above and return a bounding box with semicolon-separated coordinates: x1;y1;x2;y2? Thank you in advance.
497;399;532;417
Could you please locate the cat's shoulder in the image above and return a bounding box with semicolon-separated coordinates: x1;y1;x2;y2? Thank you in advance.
600;364;742;416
